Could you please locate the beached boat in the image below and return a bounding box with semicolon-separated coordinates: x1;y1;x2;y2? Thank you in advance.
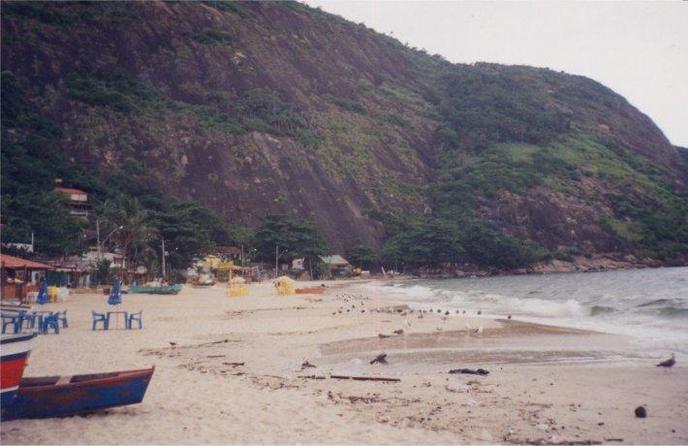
1;367;155;420
0;333;35;406
128;284;183;295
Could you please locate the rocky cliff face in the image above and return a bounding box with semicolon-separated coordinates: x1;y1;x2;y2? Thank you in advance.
3;1;687;258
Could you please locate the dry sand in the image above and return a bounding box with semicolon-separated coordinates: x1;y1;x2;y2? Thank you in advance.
1;281;686;445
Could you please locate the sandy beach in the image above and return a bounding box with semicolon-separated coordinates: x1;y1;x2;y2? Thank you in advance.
2;280;686;445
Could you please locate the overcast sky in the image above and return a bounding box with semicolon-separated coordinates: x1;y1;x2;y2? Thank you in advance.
304;1;688;147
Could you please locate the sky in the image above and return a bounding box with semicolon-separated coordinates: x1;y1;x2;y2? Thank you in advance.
304;1;688;147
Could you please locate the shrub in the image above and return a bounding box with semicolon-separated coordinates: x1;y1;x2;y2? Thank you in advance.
323;94;367;114
195;29;233;45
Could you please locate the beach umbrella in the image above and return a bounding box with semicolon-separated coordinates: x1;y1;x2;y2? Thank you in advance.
107;279;122;306
36;280;49;305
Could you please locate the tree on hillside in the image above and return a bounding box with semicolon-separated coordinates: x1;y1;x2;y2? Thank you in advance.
346;245;379;271
1;191;84;257
457;221;545;269
252;214;327;275
381;219;464;270
151;201;230;271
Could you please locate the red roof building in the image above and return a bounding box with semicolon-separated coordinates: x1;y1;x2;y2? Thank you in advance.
0;253;53;270
1;254;53;301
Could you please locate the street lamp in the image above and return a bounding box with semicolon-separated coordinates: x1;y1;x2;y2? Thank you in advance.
98;225;124;260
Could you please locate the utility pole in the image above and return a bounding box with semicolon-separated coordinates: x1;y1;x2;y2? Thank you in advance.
96;220;101;260
161;238;166;279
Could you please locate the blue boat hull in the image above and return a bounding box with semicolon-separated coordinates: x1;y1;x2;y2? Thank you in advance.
1;367;154;420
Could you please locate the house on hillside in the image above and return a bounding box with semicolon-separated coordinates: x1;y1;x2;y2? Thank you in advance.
319;254;352;278
53;182;90;219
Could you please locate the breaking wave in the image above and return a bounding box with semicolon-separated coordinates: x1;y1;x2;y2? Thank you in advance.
352;267;688;354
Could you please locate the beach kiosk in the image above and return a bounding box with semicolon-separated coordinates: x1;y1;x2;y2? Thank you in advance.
0;254;53;303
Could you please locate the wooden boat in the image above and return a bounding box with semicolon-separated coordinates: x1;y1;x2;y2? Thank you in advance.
295;287;326;295
0;333;35;406
1;367;154;420
128;284;183;295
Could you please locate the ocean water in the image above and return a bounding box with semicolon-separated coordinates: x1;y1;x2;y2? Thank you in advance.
351;267;688;357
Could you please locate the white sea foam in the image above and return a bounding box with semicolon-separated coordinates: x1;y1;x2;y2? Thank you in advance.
353;267;688;355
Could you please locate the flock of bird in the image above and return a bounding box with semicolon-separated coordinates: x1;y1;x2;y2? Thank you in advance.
332;293;508;336
332;293;677;369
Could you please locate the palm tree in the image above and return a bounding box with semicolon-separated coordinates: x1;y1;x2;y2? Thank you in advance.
101;195;157;275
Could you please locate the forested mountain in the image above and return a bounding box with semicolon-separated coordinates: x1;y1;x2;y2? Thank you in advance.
2;1;687;269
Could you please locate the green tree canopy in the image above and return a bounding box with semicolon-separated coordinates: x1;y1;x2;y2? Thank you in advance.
252;214;327;265
100;195;157;268
152;201;230;270
381;219;464;269
346;245;379;270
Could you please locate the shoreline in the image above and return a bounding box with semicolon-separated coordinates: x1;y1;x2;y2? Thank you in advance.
382;257;687;280
2;280;686;444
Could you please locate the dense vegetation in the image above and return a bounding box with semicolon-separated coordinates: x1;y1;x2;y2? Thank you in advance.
2;1;687;274
1;70;236;271
252;214;328;275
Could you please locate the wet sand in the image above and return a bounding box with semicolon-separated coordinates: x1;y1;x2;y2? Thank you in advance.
1;281;686;444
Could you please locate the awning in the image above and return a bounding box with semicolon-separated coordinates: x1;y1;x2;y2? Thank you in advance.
0;254;54;270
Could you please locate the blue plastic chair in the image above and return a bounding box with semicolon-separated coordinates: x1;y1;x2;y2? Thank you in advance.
92;311;109;331
127;311;143;330
40;314;60;335
21;311;37;330
2;314;19;334
55;310;68;328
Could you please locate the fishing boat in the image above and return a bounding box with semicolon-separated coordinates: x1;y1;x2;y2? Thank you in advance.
1;367;155;420
0;333;36;406
128;284;183;295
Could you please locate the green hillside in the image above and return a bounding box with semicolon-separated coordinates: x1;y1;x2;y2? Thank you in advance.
2;1;687;271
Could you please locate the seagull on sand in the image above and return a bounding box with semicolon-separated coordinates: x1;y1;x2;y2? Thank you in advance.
656;353;675;371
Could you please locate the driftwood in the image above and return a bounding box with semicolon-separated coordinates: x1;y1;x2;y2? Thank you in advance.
378;333;391;338
514;440;601;446
301;361;317;369
207;354;226;358
299;375;400;382
198;339;236;347
449;368;489;376
331;375;400;382
370;353;388;365
393;329;404;335
222;362;245;367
